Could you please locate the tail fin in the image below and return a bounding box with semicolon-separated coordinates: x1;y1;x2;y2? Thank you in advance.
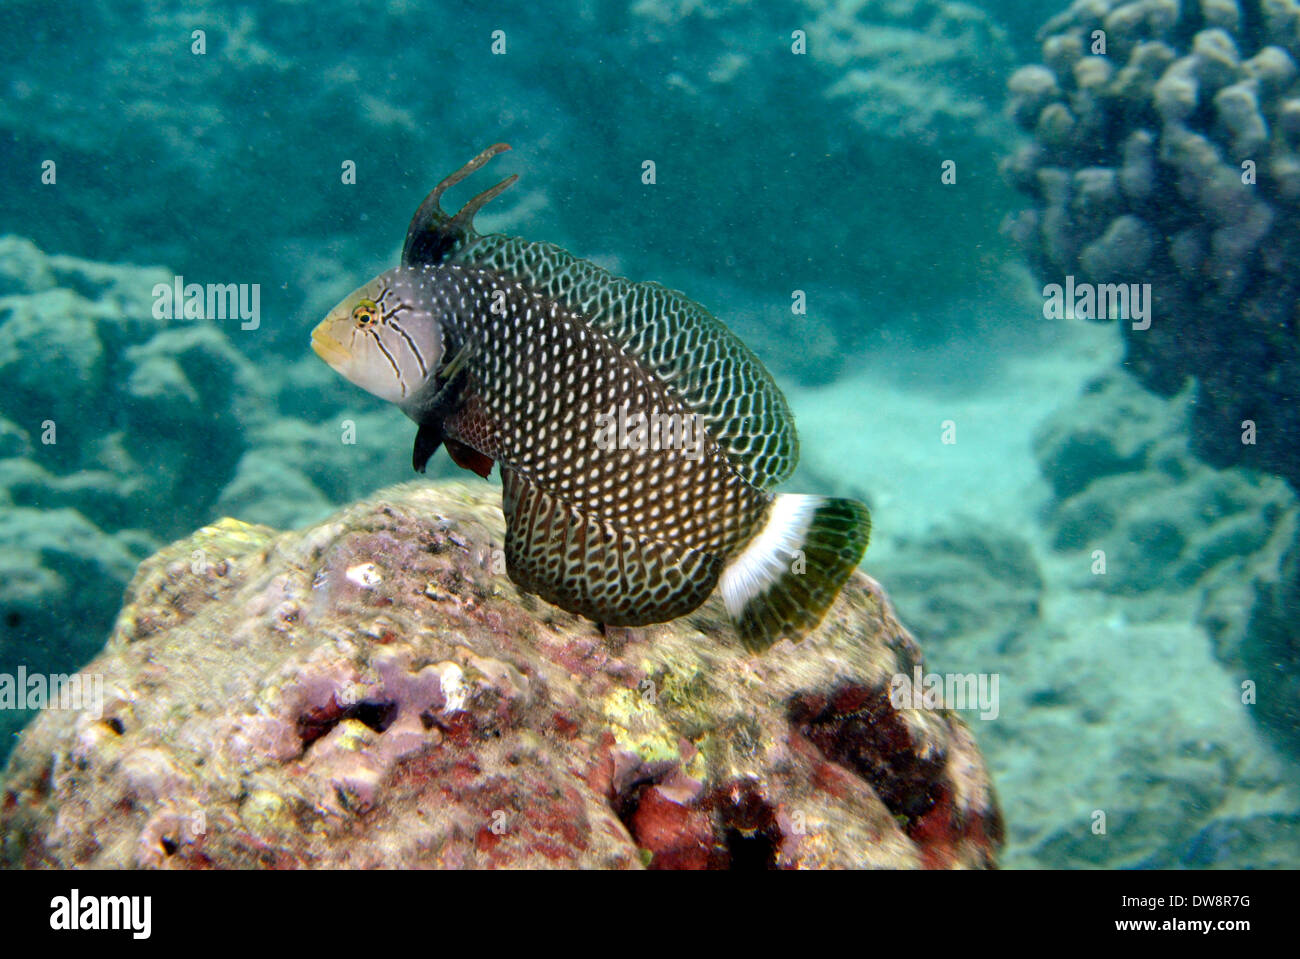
719;494;871;652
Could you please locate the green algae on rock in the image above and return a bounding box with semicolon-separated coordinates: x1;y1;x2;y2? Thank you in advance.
0;481;1001;869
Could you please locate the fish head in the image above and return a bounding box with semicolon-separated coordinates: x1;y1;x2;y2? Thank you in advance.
311;267;442;406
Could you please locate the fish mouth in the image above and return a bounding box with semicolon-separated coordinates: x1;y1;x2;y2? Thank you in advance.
311;327;350;367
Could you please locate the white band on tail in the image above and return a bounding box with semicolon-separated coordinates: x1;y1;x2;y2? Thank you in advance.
719;494;820;619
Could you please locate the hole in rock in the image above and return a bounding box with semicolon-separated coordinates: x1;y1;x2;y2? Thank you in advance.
297;699;399;748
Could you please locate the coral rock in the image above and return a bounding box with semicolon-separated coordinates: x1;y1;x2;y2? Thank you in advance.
1154;57;1201;121
1080;215;1156;276
1214;80;1269;156
1119;129;1158;198
1005;0;1300;489
0;481;1002;870
1041;33;1084;77
1072;167;1121;222
1191;28;1243;90
1244;45;1297;90
1008;65;1062;127
1202;0;1243;29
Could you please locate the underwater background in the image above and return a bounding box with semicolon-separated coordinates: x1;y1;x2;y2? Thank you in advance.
1;0;1298;868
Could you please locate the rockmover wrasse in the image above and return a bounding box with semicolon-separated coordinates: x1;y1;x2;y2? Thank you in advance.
311;144;870;651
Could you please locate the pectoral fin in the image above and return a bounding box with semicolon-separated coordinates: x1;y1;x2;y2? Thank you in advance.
445;437;494;478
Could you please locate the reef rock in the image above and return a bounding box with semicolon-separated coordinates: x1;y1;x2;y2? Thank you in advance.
1243;521;1300;758
0;235;251;700
1034;372;1300;756
0;237;441;751
0;481;1002;869
880;519;1044;651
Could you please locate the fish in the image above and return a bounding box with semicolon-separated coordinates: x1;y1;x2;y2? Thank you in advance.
311;144;870;651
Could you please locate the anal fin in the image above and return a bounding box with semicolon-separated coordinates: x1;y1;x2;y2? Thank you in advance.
500;467;722;627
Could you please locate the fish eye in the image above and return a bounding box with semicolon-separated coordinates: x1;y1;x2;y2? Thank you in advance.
352;299;379;328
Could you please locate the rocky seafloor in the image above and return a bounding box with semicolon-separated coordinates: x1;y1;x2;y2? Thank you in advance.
0;235;429;714
2;0;1024;386
0;481;1002;869
869;366;1300;869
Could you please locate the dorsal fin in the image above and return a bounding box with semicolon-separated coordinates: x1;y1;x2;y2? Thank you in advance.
403;143;518;267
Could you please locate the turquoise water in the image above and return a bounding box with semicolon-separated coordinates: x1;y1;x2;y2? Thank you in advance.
1;0;1298;868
